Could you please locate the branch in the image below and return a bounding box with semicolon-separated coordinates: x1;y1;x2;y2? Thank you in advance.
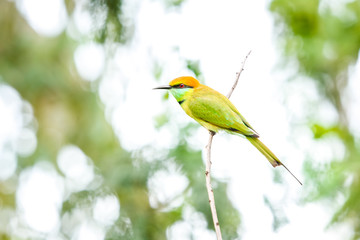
227;50;252;99
205;131;220;239
205;51;251;240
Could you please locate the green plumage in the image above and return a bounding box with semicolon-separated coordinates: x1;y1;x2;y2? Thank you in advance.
177;84;281;168
186;86;258;137
155;76;302;185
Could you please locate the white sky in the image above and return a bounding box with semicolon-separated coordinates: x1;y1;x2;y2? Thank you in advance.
0;0;359;239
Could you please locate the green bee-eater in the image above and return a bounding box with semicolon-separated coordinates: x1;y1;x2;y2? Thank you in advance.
154;76;302;185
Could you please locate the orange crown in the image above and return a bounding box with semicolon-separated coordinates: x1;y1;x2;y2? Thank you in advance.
169;76;200;88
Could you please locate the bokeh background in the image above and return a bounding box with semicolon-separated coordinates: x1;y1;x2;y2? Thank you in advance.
0;0;360;239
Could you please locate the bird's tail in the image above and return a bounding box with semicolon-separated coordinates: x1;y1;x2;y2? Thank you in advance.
246;137;302;185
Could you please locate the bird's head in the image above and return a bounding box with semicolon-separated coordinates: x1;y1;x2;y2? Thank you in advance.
153;76;200;102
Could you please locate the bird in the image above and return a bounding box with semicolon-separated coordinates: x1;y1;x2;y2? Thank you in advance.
154;76;302;185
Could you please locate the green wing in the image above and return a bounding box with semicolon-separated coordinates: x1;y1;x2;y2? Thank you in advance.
225;97;258;135
188;90;258;137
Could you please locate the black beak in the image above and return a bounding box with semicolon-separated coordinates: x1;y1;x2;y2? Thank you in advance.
153;85;171;90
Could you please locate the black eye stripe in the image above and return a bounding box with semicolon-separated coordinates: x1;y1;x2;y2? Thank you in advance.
172;84;193;89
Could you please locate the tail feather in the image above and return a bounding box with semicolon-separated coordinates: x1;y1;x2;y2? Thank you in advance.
246;137;281;167
246;137;302;185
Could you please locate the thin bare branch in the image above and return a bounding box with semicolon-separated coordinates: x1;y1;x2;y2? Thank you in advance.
205;131;221;239
226;50;252;99
205;51;252;240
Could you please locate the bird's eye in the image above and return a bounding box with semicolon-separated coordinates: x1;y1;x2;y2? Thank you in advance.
179;84;185;88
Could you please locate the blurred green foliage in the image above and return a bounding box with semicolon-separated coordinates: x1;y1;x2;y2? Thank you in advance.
5;0;360;238
263;196;288;231
270;0;360;239
0;0;240;239
88;0;129;43
270;0;360;122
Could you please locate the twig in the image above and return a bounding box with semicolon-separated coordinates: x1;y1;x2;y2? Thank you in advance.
226;50;252;99
205;51;252;240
